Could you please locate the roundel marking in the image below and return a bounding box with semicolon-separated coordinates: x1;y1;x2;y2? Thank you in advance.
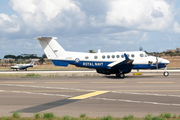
75;58;80;63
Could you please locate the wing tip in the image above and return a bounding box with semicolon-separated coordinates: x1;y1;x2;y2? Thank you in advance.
124;53;130;60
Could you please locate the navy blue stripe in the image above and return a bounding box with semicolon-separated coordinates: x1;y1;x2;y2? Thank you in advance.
52;60;167;69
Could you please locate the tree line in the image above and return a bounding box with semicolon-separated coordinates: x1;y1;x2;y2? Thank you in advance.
3;54;47;60
145;51;180;57
2;48;180;62
1;54;47;64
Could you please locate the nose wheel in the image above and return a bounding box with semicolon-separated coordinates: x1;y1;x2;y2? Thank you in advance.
163;71;169;77
163;67;169;77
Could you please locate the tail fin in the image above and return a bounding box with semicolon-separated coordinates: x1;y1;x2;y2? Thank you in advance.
35;37;66;59
30;60;35;65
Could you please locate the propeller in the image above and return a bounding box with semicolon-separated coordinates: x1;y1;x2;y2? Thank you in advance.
155;52;159;74
155;52;158;69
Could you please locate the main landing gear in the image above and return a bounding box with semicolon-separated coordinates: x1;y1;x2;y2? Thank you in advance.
163;67;169;77
116;72;125;78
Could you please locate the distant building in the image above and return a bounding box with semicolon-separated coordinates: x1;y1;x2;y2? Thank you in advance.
176;47;180;52
166;47;180;52
0;59;15;62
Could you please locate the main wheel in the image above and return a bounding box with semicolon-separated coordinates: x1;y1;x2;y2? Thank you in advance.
163;71;169;77
120;73;125;78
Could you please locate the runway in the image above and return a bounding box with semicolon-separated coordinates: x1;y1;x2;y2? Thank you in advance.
0;75;180;117
0;69;180;76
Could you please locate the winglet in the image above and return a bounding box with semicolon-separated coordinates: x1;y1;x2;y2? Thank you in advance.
124;53;130;60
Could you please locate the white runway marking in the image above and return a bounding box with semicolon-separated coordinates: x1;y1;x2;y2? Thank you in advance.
95;97;180;107
1;83;180;98
172;104;180;106
112;91;180;97
1;83;180;107
11;90;72;98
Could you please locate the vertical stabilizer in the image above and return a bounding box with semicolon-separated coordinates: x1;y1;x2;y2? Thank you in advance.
30;60;35;65
35;37;66;59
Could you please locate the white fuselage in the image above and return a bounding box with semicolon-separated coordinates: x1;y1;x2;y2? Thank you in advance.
35;37;170;77
51;51;169;69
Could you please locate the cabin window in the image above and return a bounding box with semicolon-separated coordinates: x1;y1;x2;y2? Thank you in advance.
94;56;98;59
121;54;124;58
85;56;89;59
140;54;144;57
131;54;135;58
116;55;120;58
107;55;110;59
102;55;105;59
127;54;130;57
112;55;115;58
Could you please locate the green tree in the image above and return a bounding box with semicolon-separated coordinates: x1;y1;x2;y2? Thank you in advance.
42;53;47;58
89;50;96;53
16;55;23;59
4;55;16;59
39;57;45;64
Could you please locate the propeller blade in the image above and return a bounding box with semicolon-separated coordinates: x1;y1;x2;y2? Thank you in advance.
156;52;158;69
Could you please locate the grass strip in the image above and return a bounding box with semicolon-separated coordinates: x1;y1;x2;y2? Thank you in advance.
0;112;180;120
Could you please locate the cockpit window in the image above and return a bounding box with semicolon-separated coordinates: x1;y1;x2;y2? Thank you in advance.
140;54;144;57
145;53;149;57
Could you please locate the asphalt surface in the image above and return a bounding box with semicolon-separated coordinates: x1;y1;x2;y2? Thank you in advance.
0;69;180;76
0;74;180;117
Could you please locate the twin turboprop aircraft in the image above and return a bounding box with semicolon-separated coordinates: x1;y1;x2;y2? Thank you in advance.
11;60;35;71
35;37;170;78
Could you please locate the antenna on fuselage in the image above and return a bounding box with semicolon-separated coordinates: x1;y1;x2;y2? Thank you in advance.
98;49;101;53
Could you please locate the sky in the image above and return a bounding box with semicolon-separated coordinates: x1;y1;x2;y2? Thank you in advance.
0;0;180;58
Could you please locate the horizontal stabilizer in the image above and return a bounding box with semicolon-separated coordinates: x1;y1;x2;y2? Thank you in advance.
35;37;57;41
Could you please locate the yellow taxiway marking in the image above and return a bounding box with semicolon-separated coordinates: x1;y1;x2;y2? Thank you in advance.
44;82;80;83
137;82;174;84
0;82;36;83
90;82;125;83
69;91;109;99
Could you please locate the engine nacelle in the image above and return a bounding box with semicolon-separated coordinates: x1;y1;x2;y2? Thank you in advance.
96;69;112;75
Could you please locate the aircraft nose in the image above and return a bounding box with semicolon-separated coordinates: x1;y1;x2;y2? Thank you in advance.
162;58;170;64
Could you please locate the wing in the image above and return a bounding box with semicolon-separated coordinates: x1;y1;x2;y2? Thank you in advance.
107;53;134;69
